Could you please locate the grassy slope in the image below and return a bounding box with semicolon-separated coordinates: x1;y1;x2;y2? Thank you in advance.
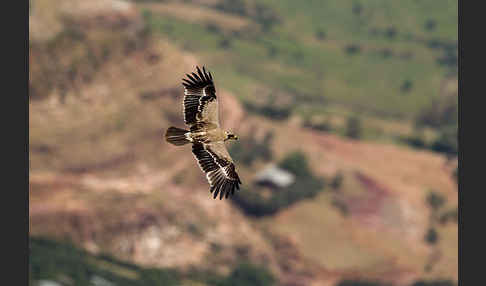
141;0;457;122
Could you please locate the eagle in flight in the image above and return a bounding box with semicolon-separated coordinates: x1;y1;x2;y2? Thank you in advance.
165;66;241;200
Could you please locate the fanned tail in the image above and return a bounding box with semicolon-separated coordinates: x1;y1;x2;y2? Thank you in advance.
165;127;191;146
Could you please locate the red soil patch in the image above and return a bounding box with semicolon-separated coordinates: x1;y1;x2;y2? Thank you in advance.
344;171;391;219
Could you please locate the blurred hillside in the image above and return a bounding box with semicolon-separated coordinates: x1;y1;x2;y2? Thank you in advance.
29;0;457;286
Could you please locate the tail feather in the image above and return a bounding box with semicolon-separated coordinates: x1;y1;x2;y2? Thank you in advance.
165;127;191;146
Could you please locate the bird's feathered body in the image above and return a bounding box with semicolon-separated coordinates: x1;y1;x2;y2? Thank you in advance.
165;66;241;200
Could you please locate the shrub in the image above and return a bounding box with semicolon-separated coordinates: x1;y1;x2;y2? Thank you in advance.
254;3;281;32
412;279;456;286
430;126;457;156
402;131;427;149
206;23;222;34
279;151;311;178
214;0;247;16
303;117;332;132
401;79;413;93
424;19;437;31
426;191;446;212
345;44;361;55
385;26;397;39
243;101;292;121
139;268;179;286
218;262;276;286
332;199;349;216
415;94;457;129
315;28;327;40
219;38;232;49
232;187;279;217
345;116;362;139
380;48;393;59
352;2;363;16
439;208;458;224
336;280;390;286
268;45;278;57
425;227;438;245
331;172;344;190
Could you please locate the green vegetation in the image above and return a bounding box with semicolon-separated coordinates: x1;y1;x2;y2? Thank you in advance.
303;116;333;132
335;280;456;286
336;280;391;286
30;236;181;286
145;0;457;123
411;280;456;286
415;96;457;130
439;208;458;224
345;116;363;139
217;262;276;286
425;227;439;245
229;130;273;166
330;172;344;190
233;151;325;216
401;93;457;156
30;237;276;286
243;100;292;121
426;191;446;212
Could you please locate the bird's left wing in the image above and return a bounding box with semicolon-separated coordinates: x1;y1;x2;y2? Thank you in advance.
182;66;219;129
192;142;241;200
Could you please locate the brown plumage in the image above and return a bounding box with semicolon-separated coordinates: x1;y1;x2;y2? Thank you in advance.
165;66;241;200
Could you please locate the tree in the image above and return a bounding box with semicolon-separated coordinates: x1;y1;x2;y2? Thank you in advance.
424;19;437;31
315;28;327;41
331;172;344;190
426;191;446;212
415;96;457;129
279;151;311;179
345;116;362;139
352;2;363;16
345;44;361;55
425;227;438;245
401;79;413;93
219;262;275;286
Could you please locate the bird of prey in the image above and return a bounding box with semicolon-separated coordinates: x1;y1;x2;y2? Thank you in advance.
165;66;241;200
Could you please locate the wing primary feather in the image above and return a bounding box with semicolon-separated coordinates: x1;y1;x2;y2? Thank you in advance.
182;78;193;85
202;66;208;81
186;73;197;83
224;183;232;199
192;72;201;82
220;185;225;200
213;184;221;199
197;66;205;82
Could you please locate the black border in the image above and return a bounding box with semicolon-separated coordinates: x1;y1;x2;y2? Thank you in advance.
24;0;29;284
458;1;464;285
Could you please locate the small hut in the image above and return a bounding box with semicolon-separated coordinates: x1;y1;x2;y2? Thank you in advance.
254;164;295;190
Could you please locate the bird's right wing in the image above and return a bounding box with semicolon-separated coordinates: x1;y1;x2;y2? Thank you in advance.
182;66;219;130
192;142;241;200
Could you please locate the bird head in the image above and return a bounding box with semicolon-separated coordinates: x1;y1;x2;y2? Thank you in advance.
225;131;239;141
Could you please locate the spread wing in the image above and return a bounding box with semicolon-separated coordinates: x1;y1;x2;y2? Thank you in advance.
182;66;219;129
192;142;241;200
